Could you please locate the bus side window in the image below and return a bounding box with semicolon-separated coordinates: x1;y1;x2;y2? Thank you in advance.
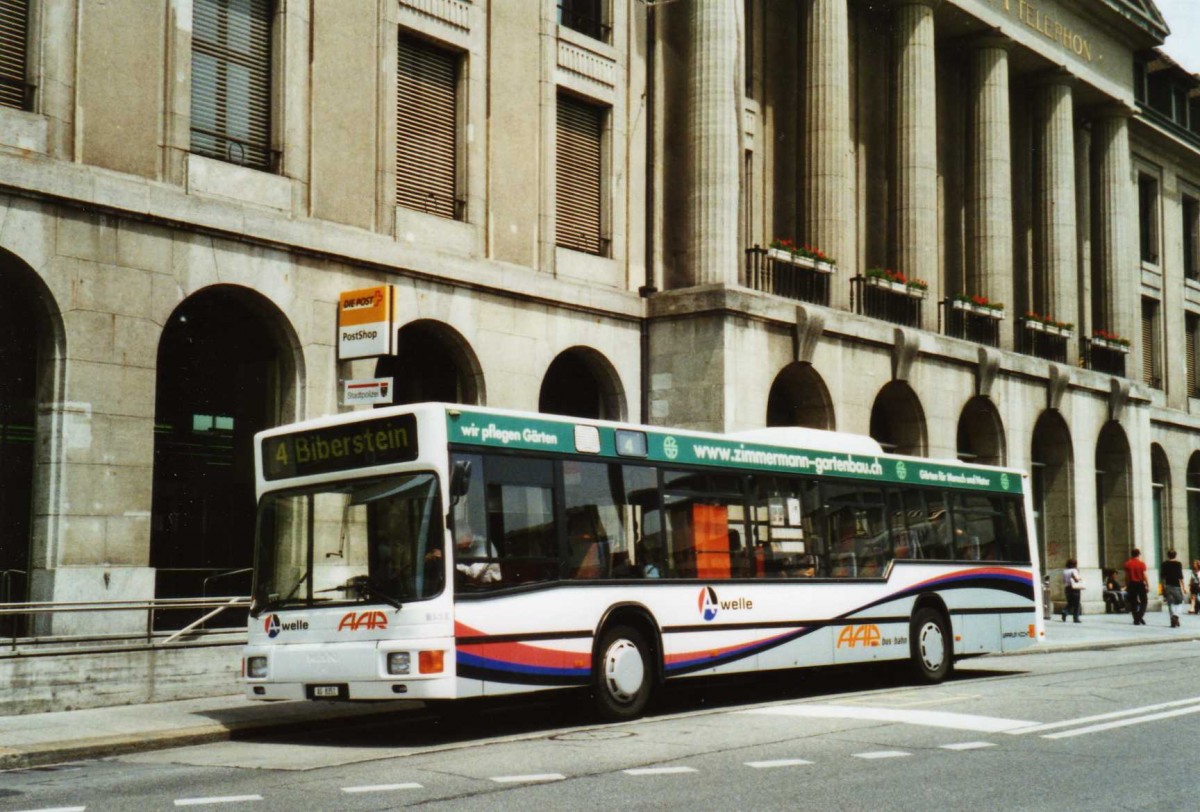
661;470;746;580
751;475;819;579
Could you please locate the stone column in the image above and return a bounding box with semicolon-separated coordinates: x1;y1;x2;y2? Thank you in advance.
966;35;1013;349
1092;108;1135;347
688;0;741;286
894;0;940;329
1033;73;1078;346
803;0;850;286
1074;120;1092;342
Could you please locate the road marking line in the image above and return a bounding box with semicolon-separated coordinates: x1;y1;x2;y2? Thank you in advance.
853;751;910;759
745;758;814;769
623;767;698;775
490;774;565;784
11;807;87;812
174;797;262;807
1042;704;1200;739
940;742;995;751
1007;696;1200;735
744;704;1034;732
341;783;423;793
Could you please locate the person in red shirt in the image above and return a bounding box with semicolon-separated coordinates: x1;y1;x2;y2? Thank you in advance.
1123;548;1149;626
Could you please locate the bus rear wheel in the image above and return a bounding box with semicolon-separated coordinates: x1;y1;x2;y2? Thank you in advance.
909;607;952;683
593;624;652;721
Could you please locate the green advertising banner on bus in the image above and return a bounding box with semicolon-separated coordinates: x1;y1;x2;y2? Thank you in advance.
446;410;1020;495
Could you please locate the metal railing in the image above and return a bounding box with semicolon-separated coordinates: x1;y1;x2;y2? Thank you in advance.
1018;320;1070;363
744;246;832;305
941;300;1002;348
850;275;923;328
1082;342;1128;377
0;596;250;654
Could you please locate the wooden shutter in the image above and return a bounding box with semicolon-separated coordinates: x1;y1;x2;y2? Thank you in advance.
191;0;273;170
397;34;458;219
1188;315;1197;397
556;95;603;255
1142;299;1156;387
0;0;28;110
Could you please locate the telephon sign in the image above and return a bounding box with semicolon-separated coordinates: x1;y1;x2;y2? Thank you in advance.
338;286;393;359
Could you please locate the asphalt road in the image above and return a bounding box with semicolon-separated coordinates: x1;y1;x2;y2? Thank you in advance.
2;641;1197;811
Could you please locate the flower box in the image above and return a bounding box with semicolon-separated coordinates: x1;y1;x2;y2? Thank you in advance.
1044;324;1073;338
950;299;1004;320
866;276;925;299
1090;336;1130;354
813;259;836;274
767;247;816;270
1023;319;1045;333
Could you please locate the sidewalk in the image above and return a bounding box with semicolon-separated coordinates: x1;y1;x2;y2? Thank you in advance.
2;609;1197;772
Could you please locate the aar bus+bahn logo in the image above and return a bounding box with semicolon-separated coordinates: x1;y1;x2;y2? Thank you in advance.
697;587;753;622
263;614;309;639
338;611;388;631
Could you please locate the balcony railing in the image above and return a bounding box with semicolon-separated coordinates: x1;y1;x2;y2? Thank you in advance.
942;299;1002;348
851;275;924;328
1083;336;1129;377
1018;318;1071;363
744;246;832;306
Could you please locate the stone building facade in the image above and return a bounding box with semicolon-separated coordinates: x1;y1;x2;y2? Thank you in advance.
0;0;1197;626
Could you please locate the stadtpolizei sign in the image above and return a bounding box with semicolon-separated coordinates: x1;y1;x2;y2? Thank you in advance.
337;286;393;359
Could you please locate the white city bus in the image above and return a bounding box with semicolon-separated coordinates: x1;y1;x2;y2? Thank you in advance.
243;403;1042;719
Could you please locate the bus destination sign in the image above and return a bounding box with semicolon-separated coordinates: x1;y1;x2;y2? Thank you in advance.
262;414;418;480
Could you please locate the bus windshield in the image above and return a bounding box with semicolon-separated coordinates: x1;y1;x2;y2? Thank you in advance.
251;472;444;614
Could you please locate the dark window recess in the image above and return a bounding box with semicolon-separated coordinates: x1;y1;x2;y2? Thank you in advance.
557;0;607;41
1188;314;1199;398
0;0;29;110
191;0;274;170
1142;298;1160;389
397;34;461;220
556;94;606;256
1183;196;1199;282
1139;174;1159;264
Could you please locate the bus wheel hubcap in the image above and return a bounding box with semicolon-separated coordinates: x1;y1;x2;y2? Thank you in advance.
605;640;644;702
919;623;945;671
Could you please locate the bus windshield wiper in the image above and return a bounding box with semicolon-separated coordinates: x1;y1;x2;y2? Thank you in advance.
316;575;403;610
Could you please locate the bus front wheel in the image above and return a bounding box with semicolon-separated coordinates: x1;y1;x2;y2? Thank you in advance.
593;624;652;721
909;608;952;683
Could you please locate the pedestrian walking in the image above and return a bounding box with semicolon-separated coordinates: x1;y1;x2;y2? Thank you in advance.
1162;550;1186;628
1190;560;1200;614
1061;558;1084;623
1123;548;1149;626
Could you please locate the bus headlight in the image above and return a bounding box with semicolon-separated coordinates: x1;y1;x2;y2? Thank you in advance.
387;652;411;675
247;656;268;679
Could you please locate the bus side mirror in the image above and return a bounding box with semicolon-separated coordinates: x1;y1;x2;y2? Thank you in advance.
450;459;472;504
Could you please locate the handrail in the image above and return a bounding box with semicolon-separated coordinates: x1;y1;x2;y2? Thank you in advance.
0;595;250;653
202;567;253;597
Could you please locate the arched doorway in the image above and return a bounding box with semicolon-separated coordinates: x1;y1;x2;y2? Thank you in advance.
1150;444;1171;565
956;396;1006;466
1031;411;1074;596
766;363;835;429
539;347;626;421
1187;453;1200;564
150;287;300;619
0;255;60;605
375;320;484;406
1095;422;1132;570
869;381;926;456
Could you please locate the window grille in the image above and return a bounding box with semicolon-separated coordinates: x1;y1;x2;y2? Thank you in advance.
191;0;274;170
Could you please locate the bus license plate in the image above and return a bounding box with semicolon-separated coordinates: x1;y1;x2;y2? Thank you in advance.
308;684;345;699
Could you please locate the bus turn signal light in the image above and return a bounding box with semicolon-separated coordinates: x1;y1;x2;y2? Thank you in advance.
419;650;444;674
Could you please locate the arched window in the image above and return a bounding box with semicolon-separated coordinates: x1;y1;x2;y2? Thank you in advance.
539;347;625;421
376;320;485;407
1095;422;1132;570
957;396;1006;467
766;363;835;430
869;381;926;456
